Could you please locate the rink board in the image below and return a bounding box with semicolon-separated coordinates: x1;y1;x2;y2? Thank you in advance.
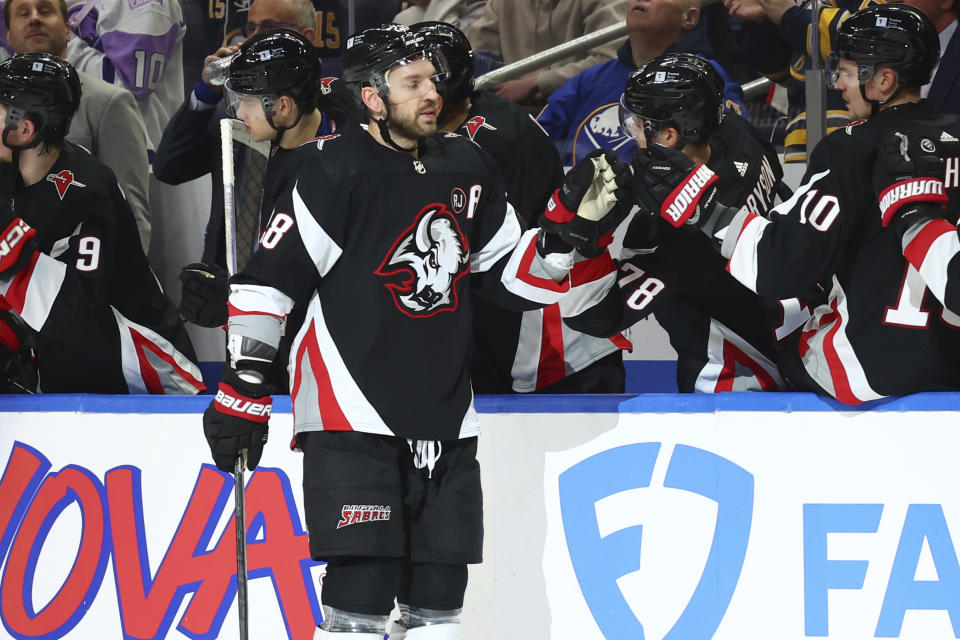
1;393;959;640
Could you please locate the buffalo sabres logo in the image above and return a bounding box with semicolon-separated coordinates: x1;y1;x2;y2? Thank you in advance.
585;104;634;156
319;76;336;95
375;204;469;317
46;170;86;200
462;115;496;141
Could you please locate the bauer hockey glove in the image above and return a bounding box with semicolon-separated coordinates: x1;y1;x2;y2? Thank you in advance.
632;144;740;247
0;218;37;278
203;369;271;472
874;131;951;240
179;262;230;327
538;149;633;258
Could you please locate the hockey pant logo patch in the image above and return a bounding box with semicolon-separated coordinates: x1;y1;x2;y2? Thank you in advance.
337;504;392;529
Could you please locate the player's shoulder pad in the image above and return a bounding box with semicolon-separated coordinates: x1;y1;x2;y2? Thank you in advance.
813;116;878;163
47;143;117;200
424;131;499;175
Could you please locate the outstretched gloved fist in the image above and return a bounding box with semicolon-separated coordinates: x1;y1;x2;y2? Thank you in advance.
538;149;633;258
633;144;738;246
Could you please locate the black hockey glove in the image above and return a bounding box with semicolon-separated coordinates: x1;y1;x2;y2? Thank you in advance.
621;209;659;252
874;131;951;240
632;145;739;246
0;218;38;279
203;369;271;473
538;149;633;258
0;310;37;393
179;263;230;327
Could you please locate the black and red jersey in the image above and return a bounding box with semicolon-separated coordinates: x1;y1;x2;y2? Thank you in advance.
463;90;626;393
721;101;960;402
0;143;202;393
566;112;804;393
229;128;577;440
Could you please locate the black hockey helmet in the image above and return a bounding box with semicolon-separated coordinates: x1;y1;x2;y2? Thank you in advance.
341;23;450;97
0;53;81;148
619;53;724;145
832;4;940;88
412;21;474;112
226;28;323;118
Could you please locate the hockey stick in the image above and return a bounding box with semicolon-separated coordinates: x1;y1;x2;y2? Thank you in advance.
220;117;249;640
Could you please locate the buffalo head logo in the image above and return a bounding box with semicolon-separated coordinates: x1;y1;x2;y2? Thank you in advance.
376;204;469;317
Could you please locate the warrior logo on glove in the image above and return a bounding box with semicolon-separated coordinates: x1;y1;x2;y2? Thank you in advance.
376;204;469;317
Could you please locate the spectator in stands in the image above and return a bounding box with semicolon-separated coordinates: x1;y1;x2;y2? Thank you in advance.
394;0;485;31
348;0;405;32
181;0;344;92
537;0;746;166
64;0;185;155
4;0;153;252
724;0;879;162
889;0;960;112
466;0;628;105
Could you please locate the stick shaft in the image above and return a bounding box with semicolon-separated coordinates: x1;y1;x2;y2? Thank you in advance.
222;118;247;639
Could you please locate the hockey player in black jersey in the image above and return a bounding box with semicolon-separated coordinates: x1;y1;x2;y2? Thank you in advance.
0;53;203;394
566;53;807;392
630;4;960;403
199;23;631;640
178;29;331;333
413;20;629;394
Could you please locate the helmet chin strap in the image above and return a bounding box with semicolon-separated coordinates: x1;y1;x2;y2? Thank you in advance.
858;77;904;118
375;99;418;153
266;110;304;145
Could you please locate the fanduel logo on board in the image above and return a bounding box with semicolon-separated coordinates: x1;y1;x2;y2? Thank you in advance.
558;443;754;640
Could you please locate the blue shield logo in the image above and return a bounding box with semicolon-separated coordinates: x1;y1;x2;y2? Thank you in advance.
558;443;754;639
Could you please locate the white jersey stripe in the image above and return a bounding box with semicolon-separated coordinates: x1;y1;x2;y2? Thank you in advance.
471;201;522;273
802;278;883;404
903;218;960;309
15;254;67;331
290;294;393;436
292;180;343;278
727;214;768;294
501;229;571;304
695;318;784;393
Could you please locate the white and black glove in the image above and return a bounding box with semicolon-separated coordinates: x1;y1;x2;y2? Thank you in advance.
632;144;737;245
538;149;633;258
874;131;951;241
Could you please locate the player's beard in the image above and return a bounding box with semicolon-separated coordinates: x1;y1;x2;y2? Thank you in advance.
388;99;440;142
